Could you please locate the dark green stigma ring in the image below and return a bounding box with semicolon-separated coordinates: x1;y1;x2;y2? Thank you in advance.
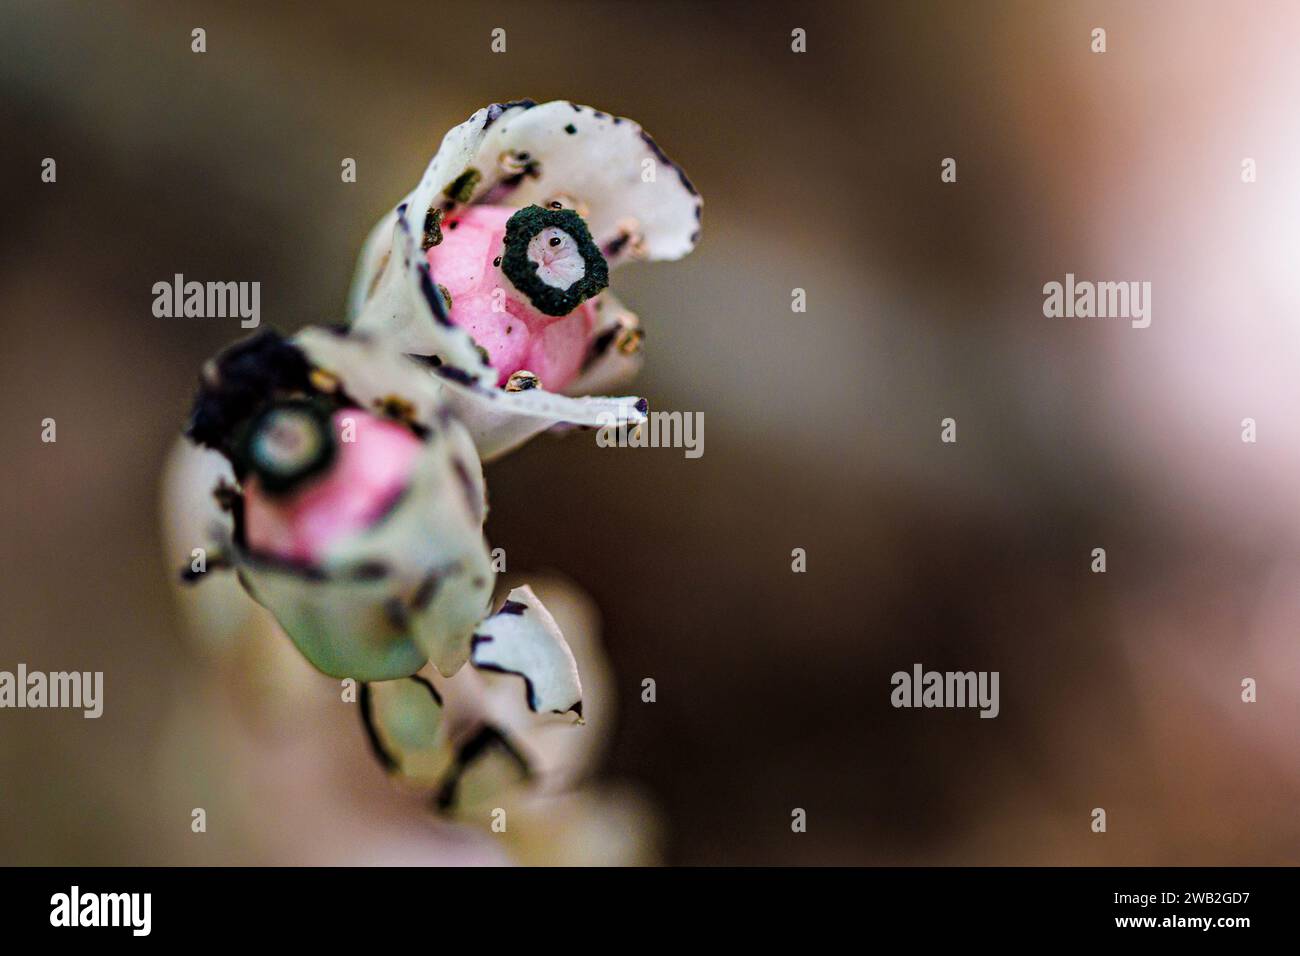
500;205;609;317
237;399;337;495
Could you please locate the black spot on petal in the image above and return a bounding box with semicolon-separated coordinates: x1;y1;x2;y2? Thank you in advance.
484;99;537;129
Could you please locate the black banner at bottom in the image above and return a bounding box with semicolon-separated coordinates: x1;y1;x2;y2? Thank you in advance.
0;867;1289;941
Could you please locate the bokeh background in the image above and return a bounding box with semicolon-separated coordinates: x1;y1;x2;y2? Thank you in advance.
3;0;1300;865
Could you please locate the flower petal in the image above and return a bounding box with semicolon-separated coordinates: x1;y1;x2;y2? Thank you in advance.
466;575;612;793
235;563;429;680
363;676;456;784
306;429;494;677
474;101;701;264
470;585;582;717
565;289;645;396
236;430;495;680
349;105;500;374
294;327;443;428
432;368;648;462
162;437;259;653
345;206;398;321
348;209;495;382
436;725;531;811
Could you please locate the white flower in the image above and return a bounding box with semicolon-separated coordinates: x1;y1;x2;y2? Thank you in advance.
348;99;702;460
174;327;581;695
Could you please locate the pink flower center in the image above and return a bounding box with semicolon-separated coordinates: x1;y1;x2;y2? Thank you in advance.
426;205;597;390
243;409;422;564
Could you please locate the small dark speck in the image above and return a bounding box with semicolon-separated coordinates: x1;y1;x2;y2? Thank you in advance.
448;220;459;230
436;365;476;386
564;124;577;135
605;232;631;258
493;256;502;267
506;325;513;334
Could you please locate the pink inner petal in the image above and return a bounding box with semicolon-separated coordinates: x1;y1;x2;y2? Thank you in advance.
426;204;597;389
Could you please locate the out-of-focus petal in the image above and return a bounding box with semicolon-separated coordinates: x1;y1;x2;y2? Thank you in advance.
496;785;664;866
364;676;456;784
294;328;491;525
235;565;427;681
436;725;530;811
237;418;495;679
160;438;253;654
294;327;446;430
180;329;496;680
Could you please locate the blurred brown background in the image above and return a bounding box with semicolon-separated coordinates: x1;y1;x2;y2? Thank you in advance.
2;0;1300;865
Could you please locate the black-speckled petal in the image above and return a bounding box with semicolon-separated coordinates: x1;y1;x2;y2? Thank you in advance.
470;586;582;717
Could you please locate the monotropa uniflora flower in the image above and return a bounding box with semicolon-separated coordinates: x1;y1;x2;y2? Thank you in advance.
174;328;584;802
348;99;702;459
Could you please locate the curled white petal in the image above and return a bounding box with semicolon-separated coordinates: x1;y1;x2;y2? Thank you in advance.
433;371;647;462
474;100;701;263
470;585;583;717
345;207;399;322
